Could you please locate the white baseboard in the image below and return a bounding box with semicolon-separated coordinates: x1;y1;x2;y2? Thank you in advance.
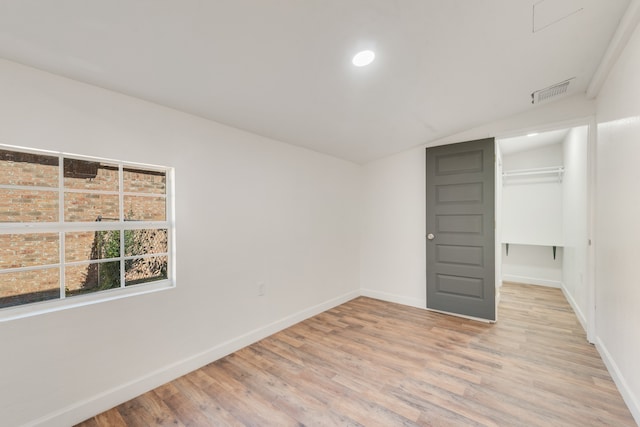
560;284;587;334
360;288;425;310
595;337;640;426
27;290;360;427
502;274;562;288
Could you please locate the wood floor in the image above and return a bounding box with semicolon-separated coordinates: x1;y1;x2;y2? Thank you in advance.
77;283;635;426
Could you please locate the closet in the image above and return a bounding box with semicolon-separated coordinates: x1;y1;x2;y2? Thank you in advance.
497;125;590;324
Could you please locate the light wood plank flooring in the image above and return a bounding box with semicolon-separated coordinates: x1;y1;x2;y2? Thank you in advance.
77;283;635;426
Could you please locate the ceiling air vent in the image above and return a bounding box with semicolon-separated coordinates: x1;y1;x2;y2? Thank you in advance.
531;78;574;104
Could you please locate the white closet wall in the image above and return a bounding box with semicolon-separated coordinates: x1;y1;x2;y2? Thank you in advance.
501;142;564;287
562;126;589;326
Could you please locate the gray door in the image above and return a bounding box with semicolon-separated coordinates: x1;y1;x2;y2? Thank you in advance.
426;139;495;321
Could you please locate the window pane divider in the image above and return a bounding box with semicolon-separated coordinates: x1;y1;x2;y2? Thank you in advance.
62;188;120;195
123;252;168;261
122;192;166;198
64;258;122;267
58;154;65;299
167;168;175;283
0;224;62;232
0;263;61;274
119;164;125;288
0;184;59;192
0;221;168;233
61;253;169;267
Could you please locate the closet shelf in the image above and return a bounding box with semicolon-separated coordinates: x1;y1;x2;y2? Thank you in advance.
503;242;563;260
502;166;564;182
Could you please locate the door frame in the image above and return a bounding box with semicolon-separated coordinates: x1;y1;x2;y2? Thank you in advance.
493;116;596;343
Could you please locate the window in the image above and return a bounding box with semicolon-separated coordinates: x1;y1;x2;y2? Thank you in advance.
0;146;174;316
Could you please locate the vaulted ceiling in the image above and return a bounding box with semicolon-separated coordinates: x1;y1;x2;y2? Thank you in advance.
0;0;631;163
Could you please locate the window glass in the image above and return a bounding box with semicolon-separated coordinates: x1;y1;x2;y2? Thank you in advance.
0;268;60;309
123;167;166;194
64;159;119;192
0;233;59;269
64;192;119;222
124;195;166;221
0;189;59;222
126;256;168;286
0;149;59;187
124;229;167;256
65;261;121;296
65;231;120;262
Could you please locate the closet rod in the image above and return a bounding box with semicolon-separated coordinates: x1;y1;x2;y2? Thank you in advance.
502;166;564;178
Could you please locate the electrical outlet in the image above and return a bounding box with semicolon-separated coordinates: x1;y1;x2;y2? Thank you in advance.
258;282;265;296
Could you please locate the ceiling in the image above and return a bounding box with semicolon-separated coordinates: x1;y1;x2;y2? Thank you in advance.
0;0;631;164
499;128;570;155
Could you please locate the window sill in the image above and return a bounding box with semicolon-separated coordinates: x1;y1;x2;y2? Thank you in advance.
0;280;175;322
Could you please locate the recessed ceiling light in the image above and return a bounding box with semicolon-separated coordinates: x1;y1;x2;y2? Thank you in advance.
352;50;375;67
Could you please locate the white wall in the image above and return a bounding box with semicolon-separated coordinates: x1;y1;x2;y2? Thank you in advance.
501;245;564;287
359;147;426;308
561;126;589;327
594;19;640;423
360;95;595;308
0;59;362;427
502;143;564;170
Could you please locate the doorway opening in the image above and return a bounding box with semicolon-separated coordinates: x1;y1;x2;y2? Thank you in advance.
495;124;591;339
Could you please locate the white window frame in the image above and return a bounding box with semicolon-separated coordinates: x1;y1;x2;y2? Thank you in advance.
0;144;175;321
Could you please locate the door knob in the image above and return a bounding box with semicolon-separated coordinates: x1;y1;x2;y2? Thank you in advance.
427;233;435;240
